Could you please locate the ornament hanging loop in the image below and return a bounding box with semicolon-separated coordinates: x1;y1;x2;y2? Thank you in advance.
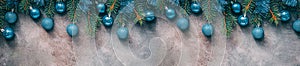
1;29;4;32
29;6;33;10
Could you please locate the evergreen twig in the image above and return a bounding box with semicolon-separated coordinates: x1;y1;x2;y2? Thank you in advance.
67;0;80;23
45;0;55;18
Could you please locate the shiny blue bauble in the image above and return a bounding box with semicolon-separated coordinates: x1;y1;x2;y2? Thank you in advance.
252;27;264;40
144;11;155;22
177;18;189;30
237;15;249;26
97;3;106;14
165;8;176;19
293;20;300;32
102;15;114;27
202;23;214;37
5;12;17;24
30;8;41;19
190;2;202;13
66;24;79;37
55;2;66;13
41;18;54;31
280;10;291;22
2;27;15;40
232;2;241;14
117;27;129;39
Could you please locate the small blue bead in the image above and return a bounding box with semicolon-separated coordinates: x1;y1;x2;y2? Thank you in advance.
280;10;290;22
102;15;114;27
5;12;17;24
55;2;66;13
41;18;54;31
117;27;129;39
97;3;106;14
177;18;189;30
165;8;176;19
237;15;249;27
66;24;79;37
252;27;264;40
190;2;201;13
2;27;15;40
202;23;214;37
30;8;41;19
232;3;241;14
293;20;300;32
144;11;155;22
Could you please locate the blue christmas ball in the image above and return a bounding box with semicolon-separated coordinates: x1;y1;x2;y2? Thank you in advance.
293;20;300;32
97;3;106;14
5;12;17;24
2;27;14;40
117;27;129;39
165;8;176;19
41;18;54;31
280;10;291;22
252;27;264;40
232;2;241;14
190;2;201;13
102;15;114;27
55;2;66;13
66;24;79;37
237;15;249;26
30;8;41;19
177;18;189;30
144;11;155;22
202;23;214;37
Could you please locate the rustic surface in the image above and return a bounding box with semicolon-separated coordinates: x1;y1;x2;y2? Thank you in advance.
0;2;300;66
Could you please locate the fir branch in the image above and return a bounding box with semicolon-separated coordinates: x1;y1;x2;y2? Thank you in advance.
133;8;143;26
45;0;55;18
179;0;192;15
106;0;120;16
223;6;237;37
67;0;80;23
18;0;31;14
269;0;280;26
269;9;279;26
251;14;263;26
202;0;218;23
0;0;6;28
243;0;253;16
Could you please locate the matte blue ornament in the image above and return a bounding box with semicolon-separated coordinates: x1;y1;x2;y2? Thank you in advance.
102;15;114;27
202;23;214;37
97;3;106;14
55;2;66;13
280;10;290;22
252;26;264;40
232;2;241;14
5;12;17;24
144;11;155;22
190;2;201;13
293;20;300;32
177;18;189;30
41;18;54;31
165;8;176;19
30;8;41;19
66;24;78;37
237;15;249;26
117;27;129;39
2;27;14;40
